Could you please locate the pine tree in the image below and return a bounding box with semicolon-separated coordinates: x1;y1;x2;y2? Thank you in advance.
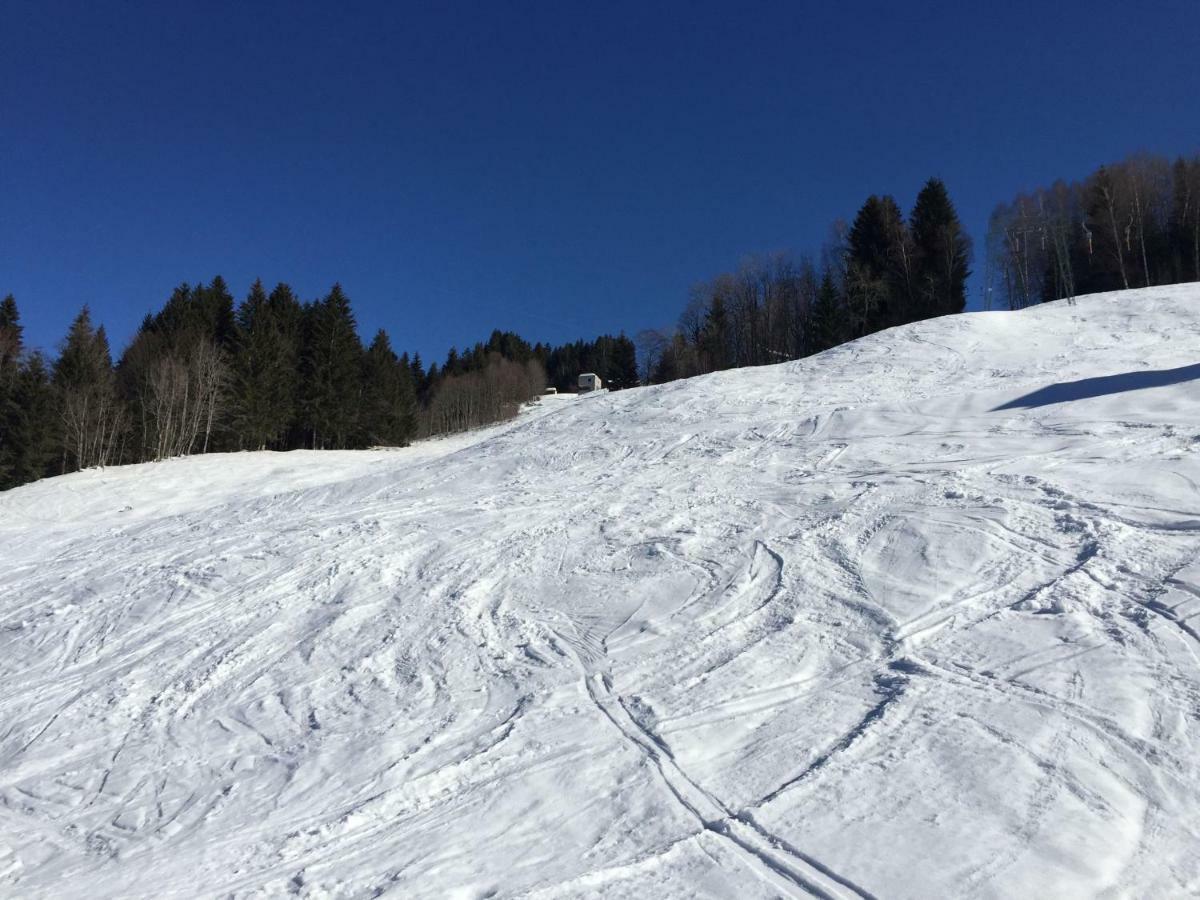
197;276;238;349
846;195;909;334
231;279;296;449
4;353;56;488
608;334;639;390
0;295;21;367
360;330;417;446
808;270;844;354
263;283;304;448
910;178;972;317
300;284;363;449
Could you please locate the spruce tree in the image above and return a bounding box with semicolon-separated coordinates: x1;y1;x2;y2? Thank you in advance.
198;276;238;349
232;279;297;450
300;284;363;449
846;195;910;334
910;178;971;317
0;295;21;366
264;283;304;447
808;270;844;354
360;330;418;446
609;334;639;390
4;353;56;488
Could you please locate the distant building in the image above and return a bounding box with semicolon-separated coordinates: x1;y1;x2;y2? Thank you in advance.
578;373;602;393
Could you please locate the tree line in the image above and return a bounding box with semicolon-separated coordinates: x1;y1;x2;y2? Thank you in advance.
5;153;1199;491
638;177;972;383
0;281;637;490
986;152;1200;309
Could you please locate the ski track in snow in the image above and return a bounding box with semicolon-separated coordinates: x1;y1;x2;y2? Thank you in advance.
2;285;1200;898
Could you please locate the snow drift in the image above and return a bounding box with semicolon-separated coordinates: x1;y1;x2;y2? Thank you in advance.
2;285;1200;898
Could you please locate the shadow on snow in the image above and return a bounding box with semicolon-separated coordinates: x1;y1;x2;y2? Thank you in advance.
993;363;1200;411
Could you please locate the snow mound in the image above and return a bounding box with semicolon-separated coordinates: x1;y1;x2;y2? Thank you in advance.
2;286;1200;898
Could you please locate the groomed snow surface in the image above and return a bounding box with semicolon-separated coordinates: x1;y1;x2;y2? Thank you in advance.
3;286;1200;899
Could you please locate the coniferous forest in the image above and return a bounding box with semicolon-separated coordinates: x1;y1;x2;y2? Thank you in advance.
0;281;639;490
2;151;1198;492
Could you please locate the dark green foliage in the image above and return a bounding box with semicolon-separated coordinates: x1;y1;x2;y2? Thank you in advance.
203;276;238;349
150;277;237;349
4;276;634;491
910;178;971;317
845;195;914;334
608;335;639;390
808;270;844;354
3;353;56;487
231;280;297;450
360;330;417;446
0;295;21;365
299;284;364;449
54;307;103;387
409;353;431;404
483;330;535;364
442;331;536;379
539;333;640;392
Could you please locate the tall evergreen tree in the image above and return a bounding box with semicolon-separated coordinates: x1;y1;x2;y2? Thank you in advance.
231;279;296;449
360;330;417;446
300;284;363;449
200;276;238;349
808;270;844;354
910;178;971;317
846;195;909;334
408;352;427;401
264;282;304;447
152;277;237;349
3;353;56;488
608;335;639;390
0;294;21;368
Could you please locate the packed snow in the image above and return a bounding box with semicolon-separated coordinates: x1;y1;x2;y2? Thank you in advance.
2;286;1200;898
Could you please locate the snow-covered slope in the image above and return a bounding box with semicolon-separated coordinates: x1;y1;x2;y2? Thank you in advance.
2;286;1200;899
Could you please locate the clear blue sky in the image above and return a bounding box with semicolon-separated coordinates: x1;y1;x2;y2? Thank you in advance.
3;0;1197;362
